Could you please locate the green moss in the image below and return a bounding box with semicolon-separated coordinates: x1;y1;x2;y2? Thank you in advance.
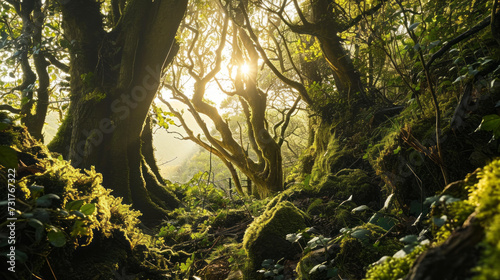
306;198;324;215
468;159;500;280
243;200;307;279
316;169;380;206
47;113;73;154
364;246;426;280
433;200;476;244
310;130;340;182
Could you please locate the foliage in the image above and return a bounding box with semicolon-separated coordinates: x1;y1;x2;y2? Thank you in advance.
468;159;500;280
257;258;285;280
169;171;229;212
477;114;500;147
364;245;426;280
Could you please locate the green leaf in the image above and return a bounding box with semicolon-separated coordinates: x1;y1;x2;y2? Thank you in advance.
477;114;500;140
263;271;274;277
261;259;274;269
65;199;85;211
399;235;418;244
80;203;95;215
424;195;440;206
453;75;466;84
439;195;460;204
428;40;441;49
468;68;479;76
393;249;407;258
286;233;302;243
47;228;66;247
36;194;60;207
478;114;500;131
383;194;394;210
307;236;331;249
35;227;44;243
71;210;86;218
352;205;369;213
351;228;370;240
481;58;493;66
29;184;44;193
432;215;447;227
0;146;17;169
28;218;44;229
408;22;420;31
58;209;69;217
393;146;401;155
309;264;327;275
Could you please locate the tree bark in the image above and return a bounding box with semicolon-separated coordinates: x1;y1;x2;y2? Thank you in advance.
48;0;188;224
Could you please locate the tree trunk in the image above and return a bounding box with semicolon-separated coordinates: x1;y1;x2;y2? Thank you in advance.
311;0;367;105
15;0;49;141
48;0;188;224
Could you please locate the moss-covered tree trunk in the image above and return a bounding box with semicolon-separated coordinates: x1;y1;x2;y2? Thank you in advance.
286;0;380;106
48;0;188;223
310;0;366;104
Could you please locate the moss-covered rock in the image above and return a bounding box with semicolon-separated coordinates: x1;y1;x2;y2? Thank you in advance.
243;198;308;279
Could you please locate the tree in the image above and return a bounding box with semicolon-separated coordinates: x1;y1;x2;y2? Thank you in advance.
261;0;387;107
1;0;188;222
159;1;311;198
1;0;66;141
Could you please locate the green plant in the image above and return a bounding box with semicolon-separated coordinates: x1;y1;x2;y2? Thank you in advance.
257;259;285;280
178;254;195;275
476;113;500;149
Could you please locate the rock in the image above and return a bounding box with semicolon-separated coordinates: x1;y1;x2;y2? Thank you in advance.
243;198;307;279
